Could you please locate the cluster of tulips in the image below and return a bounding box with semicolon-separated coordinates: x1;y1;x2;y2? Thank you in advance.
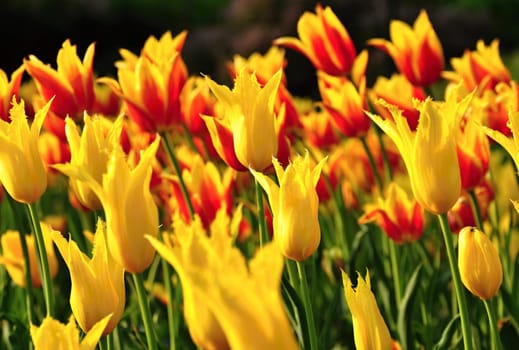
0;3;517;349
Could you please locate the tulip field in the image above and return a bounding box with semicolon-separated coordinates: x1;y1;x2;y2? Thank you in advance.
0;3;519;349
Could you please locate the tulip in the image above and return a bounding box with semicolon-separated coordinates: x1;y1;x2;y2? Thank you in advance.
52;219;125;335
274;4;357;76
30;314;112;350
0;224;58;288
203;68;282;171
369;9;444;87
368;89;472;214
456;118;490;190
251;152;326;261
359;182;424;244
53;136;160;273
0;65;24;121
99;31;188;133
342;270;393;350
483;110;519;172
63;113;123;210
0;98;51;203
458;227;502;299
147;214;299;350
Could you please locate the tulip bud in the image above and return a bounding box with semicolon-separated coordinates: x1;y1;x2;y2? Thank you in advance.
458;226;502;299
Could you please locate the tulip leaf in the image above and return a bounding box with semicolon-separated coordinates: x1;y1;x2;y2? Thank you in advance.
397;264;422;350
281;273;308;350
432;314;462;350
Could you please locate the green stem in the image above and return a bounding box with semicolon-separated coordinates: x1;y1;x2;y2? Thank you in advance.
438;213;473;350
468;189;484;230
161;250;176;350
255;177;269;247
132;273;158;350
388;239;402;307
112;325;122;350
296;261;318;350
360;136;384;192
160;131;195;219
483;299;503;350
26;202;55;317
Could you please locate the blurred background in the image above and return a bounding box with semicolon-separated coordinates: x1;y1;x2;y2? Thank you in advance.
2;0;519;98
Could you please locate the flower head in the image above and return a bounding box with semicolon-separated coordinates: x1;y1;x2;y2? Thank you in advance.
0;98;51;203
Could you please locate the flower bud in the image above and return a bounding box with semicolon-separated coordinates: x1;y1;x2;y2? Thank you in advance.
458;226;502;299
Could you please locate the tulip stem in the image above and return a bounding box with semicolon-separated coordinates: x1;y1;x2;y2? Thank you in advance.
297;261;318;350
160;131;195;219
437;213;473;350
255;177;269;247
360;136;384;192
161;241;177;350
132;273;158;350
483;299;503;350
468;189;483;230
388;239;402;307
26;202;55;317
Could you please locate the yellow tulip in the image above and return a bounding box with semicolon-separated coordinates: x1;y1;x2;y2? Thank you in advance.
342;270;393;350
251;152;326;261
204;68;282;171
368;89;472;214
458;227;502;300
30;314;112;350
147;214;299;350
0;98;51;203
483;110;519;172
0;223;58;288
52;219;125;335
64;113;123;210
54;136;160;273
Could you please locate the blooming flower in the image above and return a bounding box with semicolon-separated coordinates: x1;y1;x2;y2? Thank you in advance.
251;153;326;261
0;65;24;121
369;10;444;86
99;31;188;132
342;270;393;350
53;136;160;273
458;226;502;299
367;90;472;214
63;113;123;210
456;118;490;190
0;223;58;288
30;314;112;350
0;98;51;203
359;182;424;244
483;109;519;172
52;219;125;335
274;4;357;76
147;214;299;350
203;68;283;171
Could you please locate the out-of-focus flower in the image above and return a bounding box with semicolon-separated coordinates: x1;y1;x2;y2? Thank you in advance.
368;10;444;86
99;31;188;133
480;81;519;137
458;226;502;300
299;103;339;149
342;270;393;350
359;181;424;244
52;219;125;335
369;74;426;131
443;39;511;92
30;314;112;350
24;40;96;139
448;180;494;233
368;89;472;214
61;113;123;210
456;118;490;190
318;71;370;138
0;223;58;288
274;4;356;76
147;214;299;350
0;98;51;203
53;136;160;273
251;153;326;261
483;110;519;171
0;65;24;121
203;68;284;171
38;130;71;184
